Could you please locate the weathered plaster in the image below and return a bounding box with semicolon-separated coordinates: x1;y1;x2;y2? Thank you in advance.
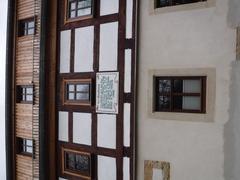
224;62;240;180
138;0;235;179
227;0;240;28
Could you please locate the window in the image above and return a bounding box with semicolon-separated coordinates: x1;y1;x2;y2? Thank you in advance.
63;79;92;105
16;138;33;156
155;0;206;8
67;0;93;19
154;76;206;113
18;18;35;36
62;148;92;178
16;85;33;103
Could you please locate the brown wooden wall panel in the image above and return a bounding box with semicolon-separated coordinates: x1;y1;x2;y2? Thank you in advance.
16;155;33;180
17;0;35;20
15;104;33;139
16;36;33;84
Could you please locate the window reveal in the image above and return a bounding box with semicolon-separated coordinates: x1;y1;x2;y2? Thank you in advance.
155;0;207;8
68;0;93;19
16;85;33;103
18;18;35;36
154;77;206;113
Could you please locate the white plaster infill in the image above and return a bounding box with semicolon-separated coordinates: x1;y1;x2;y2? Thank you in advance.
148;68;216;122
149;0;216;15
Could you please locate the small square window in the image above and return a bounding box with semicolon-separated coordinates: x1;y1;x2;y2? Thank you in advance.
16;85;33;104
63;79;92;106
155;0;206;8
16;138;34;157
62;148;92;178
67;0;93;20
154;76;206;113
18;18;35;37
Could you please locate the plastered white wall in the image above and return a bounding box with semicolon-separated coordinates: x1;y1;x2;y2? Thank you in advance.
138;0;236;179
0;0;7;179
224;62;240;180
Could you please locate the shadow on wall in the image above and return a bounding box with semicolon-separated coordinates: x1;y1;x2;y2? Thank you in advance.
224;61;240;180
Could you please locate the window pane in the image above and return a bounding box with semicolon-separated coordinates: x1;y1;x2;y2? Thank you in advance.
68;84;75;92
182;96;201;110
173;96;183;110
173;79;183;93
158;96;170;110
70;11;76;18
24;23;28;31
70;1;76;10
28;28;34;35
77;8;91;16
26;95;33;101
78;0;91;8
78;1;86;8
28;21;34;28
76;93;89;100
22;95;26;101
159;80;171;93
66;153;76;170
22;88;26;95
26;140;33;146
158;0;170;7
68;93;75;100
26;147;33;154
26;87;33;94
76;84;89;92
75;154;89;172
183;80;201;93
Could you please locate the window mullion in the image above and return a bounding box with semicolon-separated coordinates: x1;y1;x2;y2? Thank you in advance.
74;84;77;100
170;79;174;111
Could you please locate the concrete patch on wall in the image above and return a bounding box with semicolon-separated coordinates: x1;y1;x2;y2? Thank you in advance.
227;0;240;28
224;61;240;180
144;160;170;180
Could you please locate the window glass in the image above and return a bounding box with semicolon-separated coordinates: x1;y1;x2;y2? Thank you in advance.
63;149;91;177
155;77;205;113
17;138;33;156
19;18;35;36
156;0;206;8
17;86;33;103
64;80;92;105
68;0;93;19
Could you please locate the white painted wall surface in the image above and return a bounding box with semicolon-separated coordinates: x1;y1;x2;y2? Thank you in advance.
138;0;236;179
0;0;7;179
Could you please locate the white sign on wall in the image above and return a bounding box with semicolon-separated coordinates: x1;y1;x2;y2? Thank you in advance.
96;72;119;114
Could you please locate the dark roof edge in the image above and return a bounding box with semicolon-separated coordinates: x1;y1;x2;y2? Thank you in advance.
39;0;48;179
5;0;16;179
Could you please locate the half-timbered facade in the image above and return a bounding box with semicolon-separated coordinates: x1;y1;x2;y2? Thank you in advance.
6;0;240;180
6;0;137;179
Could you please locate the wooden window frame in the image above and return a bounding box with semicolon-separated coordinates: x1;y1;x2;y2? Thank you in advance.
16;85;34;104
16;138;34;157
62;79;92;106
61;147;92;179
154;76;206;113
18;17;35;37
155;0;207;8
64;0;94;24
